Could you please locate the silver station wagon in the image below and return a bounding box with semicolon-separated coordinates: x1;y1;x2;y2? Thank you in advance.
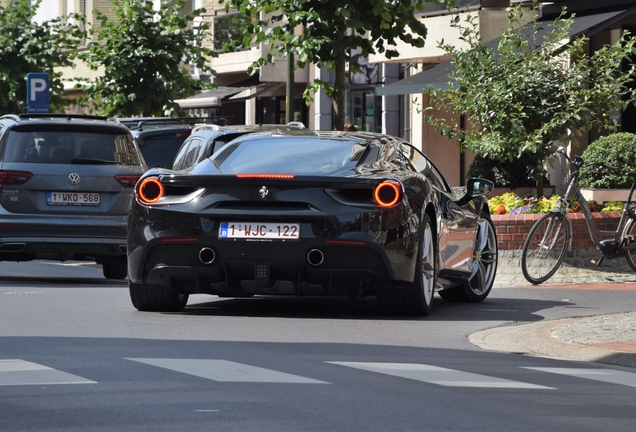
0;114;147;279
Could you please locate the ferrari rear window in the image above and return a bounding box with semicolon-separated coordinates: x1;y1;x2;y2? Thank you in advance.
211;138;368;175
3;130;142;166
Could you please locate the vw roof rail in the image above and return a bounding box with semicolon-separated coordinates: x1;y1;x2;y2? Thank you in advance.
18;113;108;121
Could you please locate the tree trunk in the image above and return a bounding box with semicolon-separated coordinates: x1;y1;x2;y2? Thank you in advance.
536;170;544;198
143;99;152;117
331;50;346;131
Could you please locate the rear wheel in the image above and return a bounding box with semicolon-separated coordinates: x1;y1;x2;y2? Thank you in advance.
378;213;436;316
521;212;570;284
129;281;189;312
103;261;127;280
439;213;498;302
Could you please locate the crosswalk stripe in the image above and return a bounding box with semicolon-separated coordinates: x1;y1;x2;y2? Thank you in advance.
126;358;330;384
0;359;97;386
327;362;555;389
522;367;636;387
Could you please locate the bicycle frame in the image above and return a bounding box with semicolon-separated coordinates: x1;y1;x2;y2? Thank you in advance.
559;154;636;257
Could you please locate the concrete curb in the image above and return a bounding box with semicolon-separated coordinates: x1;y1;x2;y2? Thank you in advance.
469;317;636;368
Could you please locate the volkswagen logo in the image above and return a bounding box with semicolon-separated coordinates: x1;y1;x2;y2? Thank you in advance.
68;173;80;185
259;186;269;199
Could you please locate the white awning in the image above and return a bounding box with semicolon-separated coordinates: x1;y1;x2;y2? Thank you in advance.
175;86;251;108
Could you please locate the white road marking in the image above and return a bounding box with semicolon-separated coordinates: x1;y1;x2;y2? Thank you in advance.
0;359;97;386
328;362;555;389
126;358;329;384
522;367;636;387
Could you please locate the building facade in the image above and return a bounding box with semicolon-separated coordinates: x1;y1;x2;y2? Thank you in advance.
373;0;636;186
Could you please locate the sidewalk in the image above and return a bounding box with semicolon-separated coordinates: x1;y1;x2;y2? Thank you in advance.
473;262;636;368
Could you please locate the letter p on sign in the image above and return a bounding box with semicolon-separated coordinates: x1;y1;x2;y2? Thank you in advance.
30;78;47;101
26;73;50;114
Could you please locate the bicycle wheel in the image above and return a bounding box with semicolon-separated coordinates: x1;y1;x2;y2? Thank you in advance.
521;212;570;284
624;218;636;272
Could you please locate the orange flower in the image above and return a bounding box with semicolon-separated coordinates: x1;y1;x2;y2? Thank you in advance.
495;204;507;214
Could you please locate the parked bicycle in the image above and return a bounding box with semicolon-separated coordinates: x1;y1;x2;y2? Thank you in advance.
521;146;636;284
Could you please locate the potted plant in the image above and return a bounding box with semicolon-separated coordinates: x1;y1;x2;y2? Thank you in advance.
579;132;636;203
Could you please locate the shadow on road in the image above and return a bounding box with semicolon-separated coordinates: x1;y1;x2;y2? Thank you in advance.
181;294;568;323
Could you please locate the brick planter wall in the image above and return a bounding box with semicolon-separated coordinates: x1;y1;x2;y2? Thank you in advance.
491;211;623;251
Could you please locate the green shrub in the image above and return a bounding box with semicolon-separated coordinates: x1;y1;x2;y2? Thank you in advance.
467;152;548;189
579;133;636;189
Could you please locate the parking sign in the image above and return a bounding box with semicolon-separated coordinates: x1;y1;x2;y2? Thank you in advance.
27;73;50;113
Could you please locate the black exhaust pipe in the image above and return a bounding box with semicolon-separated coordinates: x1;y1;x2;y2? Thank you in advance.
199;247;216;264
307;249;324;266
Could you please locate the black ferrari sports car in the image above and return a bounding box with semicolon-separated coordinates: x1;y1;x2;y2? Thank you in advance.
127;129;498;316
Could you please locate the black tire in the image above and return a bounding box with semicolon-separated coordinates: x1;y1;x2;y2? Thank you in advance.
521;212;570;284
129;280;189;312
624;219;636;272
378;213;436;316
439;212;498;302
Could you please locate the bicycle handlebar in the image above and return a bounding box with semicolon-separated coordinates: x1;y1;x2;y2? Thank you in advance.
555;147;617;171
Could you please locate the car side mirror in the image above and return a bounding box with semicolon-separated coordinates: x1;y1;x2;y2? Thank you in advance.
467;178;493;197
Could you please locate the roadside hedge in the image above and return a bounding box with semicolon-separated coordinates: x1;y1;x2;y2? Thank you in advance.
467;152;549;189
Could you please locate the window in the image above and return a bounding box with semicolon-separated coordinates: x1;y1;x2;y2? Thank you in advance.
140;136;189;169
402;143;451;193
213;11;255;51
212;138;366;175
4;129;141;166
172;137;205;170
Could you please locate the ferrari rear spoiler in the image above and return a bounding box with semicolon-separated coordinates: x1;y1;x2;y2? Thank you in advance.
156;174;388;188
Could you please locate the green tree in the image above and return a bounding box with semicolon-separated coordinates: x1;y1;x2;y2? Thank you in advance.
220;0;440;130
77;0;216;117
424;2;636;194
0;0;85;114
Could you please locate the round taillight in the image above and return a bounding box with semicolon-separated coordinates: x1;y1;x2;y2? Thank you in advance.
137;177;164;204
374;180;402;208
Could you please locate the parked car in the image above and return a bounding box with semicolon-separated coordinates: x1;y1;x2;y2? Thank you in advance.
171;123;306;170
127;130;498;315
118;117;231;169
0;113;147;279
129;125;192;169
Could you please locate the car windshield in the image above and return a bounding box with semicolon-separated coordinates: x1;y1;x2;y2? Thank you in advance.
3;130;142;166
211;138;367;175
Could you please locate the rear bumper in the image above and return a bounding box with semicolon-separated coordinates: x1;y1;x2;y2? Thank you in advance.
0;236;127;261
130;238;404;297
0;213;128;260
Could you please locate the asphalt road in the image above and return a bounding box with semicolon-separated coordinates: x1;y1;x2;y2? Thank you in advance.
1;260;636;432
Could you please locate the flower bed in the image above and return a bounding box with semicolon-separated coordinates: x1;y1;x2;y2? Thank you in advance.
488;192;624;215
